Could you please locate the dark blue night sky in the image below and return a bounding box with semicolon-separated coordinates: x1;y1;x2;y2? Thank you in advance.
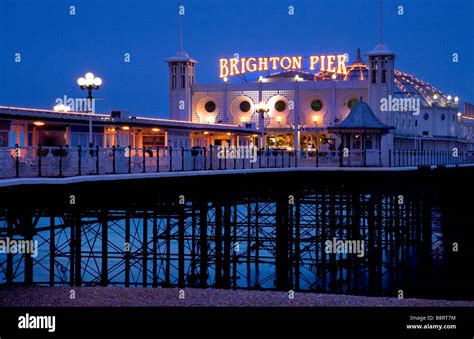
1;0;472;118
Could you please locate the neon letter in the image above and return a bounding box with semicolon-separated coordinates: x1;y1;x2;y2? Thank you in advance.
320;55;326;71
229;58;240;75
219;59;229;78
280;57;292;70
309;56;319;70
258;57;269;71
327;55;336;73
291;56;302;70
336;54;348;74
246;57;257;72
269;57;280;70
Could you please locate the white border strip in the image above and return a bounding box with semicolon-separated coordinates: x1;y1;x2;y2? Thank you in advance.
0;166;421;187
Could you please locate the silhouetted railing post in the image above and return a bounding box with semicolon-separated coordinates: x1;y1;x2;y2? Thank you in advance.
112;145;116;174
95;146;100;175
142;147;146;173
169;147;173;171
204;148;207;170
156;147;160;173
181;147;185;171
38;145;43;177
388;149;392;167
224;147;227;170
209;145;213;170
128;145;132;174
250;148;254;169
14;144;20;178
77;145;81;176
58;145;63;177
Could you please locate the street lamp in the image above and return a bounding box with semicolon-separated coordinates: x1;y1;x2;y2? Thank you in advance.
77;72;102;147
255;101;269;149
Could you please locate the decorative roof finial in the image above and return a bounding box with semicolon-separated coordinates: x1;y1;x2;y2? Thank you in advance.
379;0;383;45
356;48;361;62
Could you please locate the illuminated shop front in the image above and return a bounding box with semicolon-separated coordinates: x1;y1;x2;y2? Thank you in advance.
0;107;258;150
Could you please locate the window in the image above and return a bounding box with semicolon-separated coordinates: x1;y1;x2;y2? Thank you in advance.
275;100;286;112
415;120;418;127
441;113;446;121
172;76;176;89
311;99;323;112
0;131;8;147
181;75;185;88
205;101;216;113
240;101;251;112
382;69;387;83
423;113;429;121
143;133;166;148
348;98;358;109
353;134;361;149
372;69;377;83
365;134;373;149
371;60;377;83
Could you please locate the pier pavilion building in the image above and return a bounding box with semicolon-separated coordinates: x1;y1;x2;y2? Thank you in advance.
0;44;473;157
175;45;474;154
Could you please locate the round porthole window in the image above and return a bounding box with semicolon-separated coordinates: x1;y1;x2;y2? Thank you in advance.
205;101;216;113
239;101;251;112
275;100;286;112
311;99;323;112
423;113;429;121
348;98;358;109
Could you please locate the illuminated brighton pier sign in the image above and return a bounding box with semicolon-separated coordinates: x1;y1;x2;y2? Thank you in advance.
219;54;348;78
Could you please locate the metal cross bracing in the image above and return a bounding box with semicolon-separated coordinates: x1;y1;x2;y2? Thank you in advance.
0;189;436;297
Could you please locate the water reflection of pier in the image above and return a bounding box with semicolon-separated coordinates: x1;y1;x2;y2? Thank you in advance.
0;168;444;297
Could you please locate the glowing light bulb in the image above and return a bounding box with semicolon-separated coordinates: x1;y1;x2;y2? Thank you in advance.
85;72;94;81
93;77;102;86
77;77;86;86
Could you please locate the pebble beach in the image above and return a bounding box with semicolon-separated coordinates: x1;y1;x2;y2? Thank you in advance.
1;286;473;307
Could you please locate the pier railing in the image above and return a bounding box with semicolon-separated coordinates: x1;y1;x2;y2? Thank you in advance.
0;145;473;179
